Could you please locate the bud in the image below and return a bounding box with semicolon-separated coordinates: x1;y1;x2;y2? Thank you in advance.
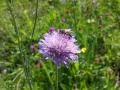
49;26;55;32
61;17;65;22
98;25;102;29
30;45;36;51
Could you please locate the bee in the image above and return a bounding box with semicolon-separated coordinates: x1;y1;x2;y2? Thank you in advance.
59;29;72;38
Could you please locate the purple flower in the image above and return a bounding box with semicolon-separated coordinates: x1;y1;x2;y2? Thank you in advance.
38;30;80;68
61;17;65;22
30;45;36;50
37;61;41;67
49;26;55;32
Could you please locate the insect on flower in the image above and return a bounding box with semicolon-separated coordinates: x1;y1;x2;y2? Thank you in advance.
59;29;72;38
38;28;80;68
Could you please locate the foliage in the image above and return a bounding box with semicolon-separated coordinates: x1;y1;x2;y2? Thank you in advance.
0;0;120;90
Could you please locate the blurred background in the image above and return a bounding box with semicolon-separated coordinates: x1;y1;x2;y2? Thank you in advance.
0;0;120;90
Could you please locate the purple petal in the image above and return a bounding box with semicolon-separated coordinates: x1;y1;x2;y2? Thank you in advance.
52;56;62;67
42;52;51;60
69;54;78;62
63;57;70;68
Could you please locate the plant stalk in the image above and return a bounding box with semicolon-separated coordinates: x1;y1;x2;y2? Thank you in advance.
56;67;59;90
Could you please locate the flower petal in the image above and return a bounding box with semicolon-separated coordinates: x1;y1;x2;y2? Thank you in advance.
69;54;78;62
52;56;61;67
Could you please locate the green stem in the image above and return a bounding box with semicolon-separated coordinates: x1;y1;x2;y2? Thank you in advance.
27;0;39;89
41;62;54;90
73;0;81;69
25;56;33;90
30;0;39;44
6;0;33;90
73;0;77;37
0;75;9;90
56;67;59;90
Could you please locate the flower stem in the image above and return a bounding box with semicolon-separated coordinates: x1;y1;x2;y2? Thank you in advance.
24;56;33;90
30;0;38;44
56;67;59;90
73;0;77;38
6;0;33;89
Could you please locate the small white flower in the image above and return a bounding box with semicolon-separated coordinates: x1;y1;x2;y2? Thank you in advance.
87;19;95;23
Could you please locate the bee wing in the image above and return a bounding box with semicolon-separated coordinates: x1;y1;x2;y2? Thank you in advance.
64;29;71;32
57;29;72;32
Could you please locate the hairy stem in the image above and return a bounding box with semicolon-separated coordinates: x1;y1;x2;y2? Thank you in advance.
6;0;33;90
30;0;39;44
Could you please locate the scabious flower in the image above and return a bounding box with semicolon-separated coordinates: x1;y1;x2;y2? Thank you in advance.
30;45;36;51
38;29;80;68
61;17;65;22
37;61;41;67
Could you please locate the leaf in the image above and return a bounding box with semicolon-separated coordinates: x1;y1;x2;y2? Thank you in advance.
60;83;71;90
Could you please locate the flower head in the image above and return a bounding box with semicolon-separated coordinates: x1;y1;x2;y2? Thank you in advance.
34;54;39;59
81;48;87;53
37;61;41;67
61;17;65;22
92;0;96;4
30;45;36;50
87;19;95;23
38;29;80;68
49;26;55;32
